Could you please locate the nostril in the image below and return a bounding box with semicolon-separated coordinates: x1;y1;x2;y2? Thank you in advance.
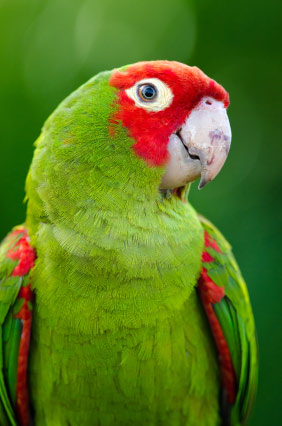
205;99;212;105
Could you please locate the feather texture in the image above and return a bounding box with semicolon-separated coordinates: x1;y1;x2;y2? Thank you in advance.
0;228;35;426
198;216;258;425
0;61;257;425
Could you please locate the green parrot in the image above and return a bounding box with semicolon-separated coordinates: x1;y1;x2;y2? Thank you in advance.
0;60;258;426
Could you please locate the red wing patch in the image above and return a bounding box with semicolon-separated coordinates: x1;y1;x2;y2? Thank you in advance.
7;228;36;426
198;231;237;404
203;230;221;253
8;229;36;277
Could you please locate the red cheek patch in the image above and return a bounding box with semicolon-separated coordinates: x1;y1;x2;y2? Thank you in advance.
109;61;229;166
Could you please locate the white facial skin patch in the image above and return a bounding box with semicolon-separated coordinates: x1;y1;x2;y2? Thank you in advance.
125;78;174;112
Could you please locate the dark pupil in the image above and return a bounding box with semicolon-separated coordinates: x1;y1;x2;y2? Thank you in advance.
141;85;156;100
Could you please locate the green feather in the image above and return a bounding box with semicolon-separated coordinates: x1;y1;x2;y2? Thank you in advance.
0;232;25;425
24;67;222;425
0;64;258;425
200;215;258;425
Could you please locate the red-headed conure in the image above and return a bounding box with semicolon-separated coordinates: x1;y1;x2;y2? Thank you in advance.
0;61;258;426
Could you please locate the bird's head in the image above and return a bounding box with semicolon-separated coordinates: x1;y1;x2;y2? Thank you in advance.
26;60;232;233
109;60;231;190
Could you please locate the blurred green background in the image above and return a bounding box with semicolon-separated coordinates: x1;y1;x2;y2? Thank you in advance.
0;0;281;424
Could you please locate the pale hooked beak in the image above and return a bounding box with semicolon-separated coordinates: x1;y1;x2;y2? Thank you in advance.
160;97;232;190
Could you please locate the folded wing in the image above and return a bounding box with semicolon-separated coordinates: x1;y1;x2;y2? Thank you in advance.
198;216;258;425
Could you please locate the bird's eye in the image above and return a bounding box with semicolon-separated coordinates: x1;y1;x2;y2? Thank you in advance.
138;84;157;102
125;78;173;112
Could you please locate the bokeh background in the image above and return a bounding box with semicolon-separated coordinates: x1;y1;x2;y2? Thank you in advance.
0;0;281;424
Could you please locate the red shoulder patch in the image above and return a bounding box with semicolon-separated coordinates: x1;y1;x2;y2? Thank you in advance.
203;230;221;253
198;230;237;404
7;228;36;426
7;229;36;276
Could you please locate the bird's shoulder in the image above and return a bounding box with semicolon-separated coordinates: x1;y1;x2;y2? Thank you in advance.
0;226;36;426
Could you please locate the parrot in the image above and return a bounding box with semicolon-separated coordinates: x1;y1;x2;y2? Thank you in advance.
0;60;258;426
